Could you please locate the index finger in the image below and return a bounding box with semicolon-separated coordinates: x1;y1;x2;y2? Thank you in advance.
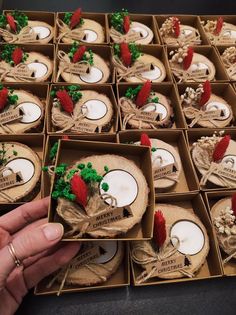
0;197;49;234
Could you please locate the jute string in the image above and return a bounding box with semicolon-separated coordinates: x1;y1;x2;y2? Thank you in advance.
170;65;209;82
152;155;179;183
0;166;18;202
183;107;220;128
0;26;38;43
110;27;140;43
222;236;236;265
56;19;86;42
0;63;36;82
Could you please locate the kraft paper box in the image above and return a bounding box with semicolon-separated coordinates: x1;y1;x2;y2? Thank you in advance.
204;190;236;276
35;241;130;295
48;139;155;241
0;134;45;203
107;13;160;44
215;45;235;81
118;129;199;194
42;133;118;197
54;43;115;84
116;82;186;130
56;12;109;44
0;82;49;134
155;15;209;46
200;15;236;46
112;44;173;83
2;10;56;43
177;82;236;129
47;83;119;134
0;43;55;83
130;192;223;286
166;45;229;82
186;129;236;191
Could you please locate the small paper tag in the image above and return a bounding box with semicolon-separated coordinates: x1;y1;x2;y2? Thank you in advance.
212;163;236;181
134;111;159;122
0;172;23;191
82;206;133;232
217;37;235;45
18;30;37;42
202;109;222;120
0;108;21;125
135;62;152;74
190;68;207;78
69;29;86;41
12;66;35;79
67;63;90;75
72;122;98;133
153;163;177;180
126;31;142;41
145;255;191;277
71;246;101;268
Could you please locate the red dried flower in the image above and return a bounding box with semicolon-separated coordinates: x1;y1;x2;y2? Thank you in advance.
212;135;231;162
123;15;130;34
56;90;74;114
6;14;17;33
0;87;8;111
215;17;224;35
173;17;180;37
72;45;87;63
12;47;23;65
62;135;69;140
183;47;194;70
231;193;236;217
135;80;152;108
71;174;88;207
140;133;151;147
153;210;167;248
199;80;211;106
120;42;132;67
70;8;82;29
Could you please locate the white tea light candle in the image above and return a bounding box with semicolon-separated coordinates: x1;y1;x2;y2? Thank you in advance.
94;241;118;264
17;102;42;123
82;100;108;120
3;158;35;183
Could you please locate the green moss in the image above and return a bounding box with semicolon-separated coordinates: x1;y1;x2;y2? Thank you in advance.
11;11;28;33
49;141;59;161
0;44;28;66
63;12;84;27
110;9;129;34
125;85;142;100
101;182;109;192
51;85;82;103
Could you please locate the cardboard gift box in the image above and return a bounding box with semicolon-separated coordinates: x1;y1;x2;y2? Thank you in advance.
56;12;109;44
215;45;235;81
166;45;229;83
155;15;209;46
130;192;223;286
35;241;130;295
118;129;199;194
112;44;173;83
0;134;45;203
200;15;236;46
42;133;119;197
48;139;155;241
0;82;49;134
177;82;236;129
116;82;186;130
186;129;236;191
204;190;236;276
107;13;160;44
47;83;119;134
2;10;56;43
0;43;55;83
54;43;115;84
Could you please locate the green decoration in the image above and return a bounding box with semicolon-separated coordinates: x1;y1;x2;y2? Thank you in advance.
51;85;82;102
0;44;28;66
49;141;59;161
68;42;94;66
125;85;142;100
114;42;141;64
110;9;129;34
63;12;84;27
101;182;109;192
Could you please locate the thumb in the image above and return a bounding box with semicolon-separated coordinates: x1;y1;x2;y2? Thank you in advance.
0;223;64;292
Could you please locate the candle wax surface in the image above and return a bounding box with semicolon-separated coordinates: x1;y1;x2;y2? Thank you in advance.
80;66;103;83
189;62;208;73
205;101;230;119
81;30;98;43
223;29;236;39
141;65;161;80
3;158;35;183
131;26;148;39
81;99;108;120
100;170;138;207
94;241;118;264
171;220;205;255
143;102;168;120
152;148;175;168
221;155;236;170
27;62;48;78
17;102;42;123
32;26;50;39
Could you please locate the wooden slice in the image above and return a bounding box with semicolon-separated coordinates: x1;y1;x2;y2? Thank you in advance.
163;25;200;45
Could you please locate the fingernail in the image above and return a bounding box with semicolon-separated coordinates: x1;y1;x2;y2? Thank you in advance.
43;223;64;241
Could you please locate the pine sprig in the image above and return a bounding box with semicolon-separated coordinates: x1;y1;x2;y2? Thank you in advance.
0;44;28;66
110;9;129;34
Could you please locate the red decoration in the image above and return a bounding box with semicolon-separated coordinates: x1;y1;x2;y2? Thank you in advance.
173;17;180;37
212;135;231;162
153;210;167;248
12;47;23;65
62;135;69;140
120;42;132;67
140;133;151;147
72;45;87;63
215;17;224;35
135;80;152;108
6;14;17;33
183;47;194;70
71;174;88;207
123;15;130;34
70;8;82;29
199;80;211;106
0;87;8;111
231;193;236;217
56;90;74;114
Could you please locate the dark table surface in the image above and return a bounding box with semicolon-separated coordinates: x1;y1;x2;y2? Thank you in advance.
2;0;236;314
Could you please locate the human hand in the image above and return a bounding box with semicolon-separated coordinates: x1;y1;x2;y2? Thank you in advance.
0;197;80;315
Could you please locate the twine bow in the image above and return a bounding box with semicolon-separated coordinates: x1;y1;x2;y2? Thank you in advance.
170;65;209;83
56;19;86;42
165;32;201;46
222;235;236;265
0;26;38;43
183;107;220;128
152;155;179;183
110;27;141;43
119;97;160;130
0;166;20;202
0;62;36;82
56;50;90;82
131;236;194;283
